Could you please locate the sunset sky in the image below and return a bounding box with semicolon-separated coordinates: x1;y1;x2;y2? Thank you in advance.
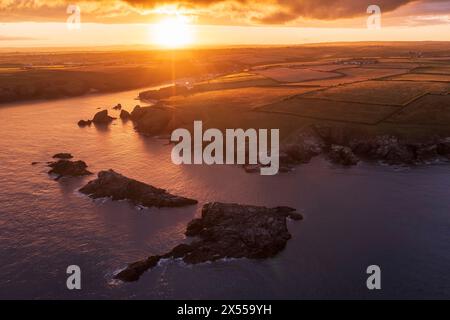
1;0;449;48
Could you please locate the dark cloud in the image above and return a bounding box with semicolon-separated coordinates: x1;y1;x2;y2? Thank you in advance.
0;0;446;24
121;0;418;21
255;0;419;23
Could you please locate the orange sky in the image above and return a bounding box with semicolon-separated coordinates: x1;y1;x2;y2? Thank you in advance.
0;0;449;47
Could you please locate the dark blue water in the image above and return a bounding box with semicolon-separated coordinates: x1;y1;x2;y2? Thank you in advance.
0;89;449;299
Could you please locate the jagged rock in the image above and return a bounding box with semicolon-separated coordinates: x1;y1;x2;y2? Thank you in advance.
48;160;92;179
415;144;438;162
329;145;359;166
113;104;122;110
130;105;175;136
350;136;415;165
79;169;197;208
437;138;450;158
114;256;161;282
130;105;146;121
115;202;302;282
282;144;315;164
120;110;130;120
280;126;450;167
78;119;92;127
52;153;73;159
92;110;115;124
280;127;324;165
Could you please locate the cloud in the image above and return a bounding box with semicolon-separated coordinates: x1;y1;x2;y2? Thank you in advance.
0;35;38;41
255;0;414;23
0;0;447;25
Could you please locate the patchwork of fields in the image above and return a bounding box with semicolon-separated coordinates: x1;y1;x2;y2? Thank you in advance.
161;55;450;137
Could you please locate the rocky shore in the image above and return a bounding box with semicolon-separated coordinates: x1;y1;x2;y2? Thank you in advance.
79;169;197;208
274;125;450;171
120;109;131;120
115;202;302;282
129;104;181;136
48;158;92;180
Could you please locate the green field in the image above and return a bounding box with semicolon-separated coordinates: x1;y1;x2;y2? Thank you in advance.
302;80;450;106
387;94;450;125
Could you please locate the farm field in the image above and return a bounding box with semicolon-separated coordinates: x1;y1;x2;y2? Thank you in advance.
299;67;408;86
257;97;400;124
164;86;318;110
145;45;450;138
2;43;450;137
415;66;450;75
159;88;316;133
387;94;450;126
361;63;421;69
194;77;278;91
388;73;450;82
253;67;340;82
302;80;450;106
206;72;265;84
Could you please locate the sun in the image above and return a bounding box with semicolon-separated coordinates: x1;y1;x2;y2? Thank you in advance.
151;15;194;48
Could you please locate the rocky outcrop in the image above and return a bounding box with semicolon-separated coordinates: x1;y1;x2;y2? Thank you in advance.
275;127;325;172
130;105;146;121
52;153;73;159
437;138;450;158
77;119;92;127
328;145;359;166
113;104;122;110
78;109;115;126
92;109;116;124
350;136;416;165
281;127;324;164
115;202;302;282
79;170;197;208
130;104;177;136
415;144;439;162
276;125;450;169
119;109;131;120
48;160;92;179
348;135;448;165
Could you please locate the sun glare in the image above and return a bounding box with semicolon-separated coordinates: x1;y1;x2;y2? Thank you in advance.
152;15;194;48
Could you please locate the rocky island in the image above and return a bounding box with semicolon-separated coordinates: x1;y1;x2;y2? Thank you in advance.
48;159;92;180
115;202;302;282
79;169;197;208
78;109;116;127
52;153;74;160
